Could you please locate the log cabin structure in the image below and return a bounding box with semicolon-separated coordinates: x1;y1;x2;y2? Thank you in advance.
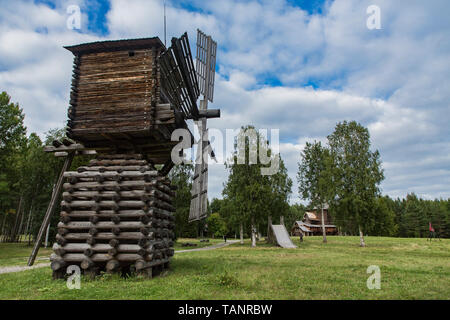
291;206;338;236
50;153;177;279
27;31;220;279
65;36;194;166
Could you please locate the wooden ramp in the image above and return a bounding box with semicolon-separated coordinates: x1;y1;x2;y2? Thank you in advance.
270;225;297;248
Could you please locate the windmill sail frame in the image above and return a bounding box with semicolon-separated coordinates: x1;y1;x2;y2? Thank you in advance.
189;29;217;223
159;32;200;119
196;29;217;103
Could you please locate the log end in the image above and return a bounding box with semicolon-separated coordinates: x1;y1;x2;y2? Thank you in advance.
51;260;66;271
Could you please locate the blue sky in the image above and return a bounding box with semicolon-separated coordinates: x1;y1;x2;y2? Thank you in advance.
0;0;449;203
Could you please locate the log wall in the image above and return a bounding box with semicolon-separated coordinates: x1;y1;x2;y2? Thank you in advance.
68;49;155;137
51;154;176;279
65;41;187;164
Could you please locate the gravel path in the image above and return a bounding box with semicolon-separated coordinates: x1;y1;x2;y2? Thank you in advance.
0;240;239;275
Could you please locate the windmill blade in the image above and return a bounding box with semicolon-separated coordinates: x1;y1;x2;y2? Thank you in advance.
189;119;209;222
196;29;217;103
189;136;209;222
159;32;200;119
194;121;217;162
189;29;218;223
205;141;217;163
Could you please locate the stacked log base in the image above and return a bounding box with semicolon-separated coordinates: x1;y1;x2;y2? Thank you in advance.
51;154;176;279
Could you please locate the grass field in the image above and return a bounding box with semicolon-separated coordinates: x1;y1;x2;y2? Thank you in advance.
0;242;53;267
0;236;449;300
0;238;224;267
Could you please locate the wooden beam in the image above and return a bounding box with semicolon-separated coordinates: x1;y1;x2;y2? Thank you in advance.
44;143;87;153
159;159;174;176
27;152;75;266
186;109;220;119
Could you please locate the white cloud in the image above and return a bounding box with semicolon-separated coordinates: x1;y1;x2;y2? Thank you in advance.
0;0;448;203
0;0;104;134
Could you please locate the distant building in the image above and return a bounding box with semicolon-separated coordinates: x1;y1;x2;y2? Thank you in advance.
291;205;338;236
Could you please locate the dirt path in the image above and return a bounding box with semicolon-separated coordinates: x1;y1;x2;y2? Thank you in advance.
0;263;50;275
0;240;239;275
175;240;239;253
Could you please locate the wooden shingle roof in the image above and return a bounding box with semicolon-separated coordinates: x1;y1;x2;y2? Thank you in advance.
305;212;319;221
64;37;165;55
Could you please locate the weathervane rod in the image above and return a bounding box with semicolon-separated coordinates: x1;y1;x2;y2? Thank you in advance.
164;0;167;47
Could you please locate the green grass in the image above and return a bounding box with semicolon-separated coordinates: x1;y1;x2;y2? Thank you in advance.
0;236;449;299
0;242;53;267
0;238;223;268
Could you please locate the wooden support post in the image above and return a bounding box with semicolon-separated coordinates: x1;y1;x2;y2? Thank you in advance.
84;267;99;280
52;269;66;280
106;259;120;273
153;264;162;277
28;152;75;266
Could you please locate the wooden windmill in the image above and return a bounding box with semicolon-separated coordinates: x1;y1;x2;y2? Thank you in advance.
27;30;220;279
189;29;218;222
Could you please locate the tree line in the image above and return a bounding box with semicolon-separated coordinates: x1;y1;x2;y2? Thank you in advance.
197;122;449;245
0;92;93;244
297;120;449;244
171;125;293;246
1;91;448;246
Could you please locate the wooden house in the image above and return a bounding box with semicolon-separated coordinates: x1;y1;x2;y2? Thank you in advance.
65;37;194;166
291;206;338;236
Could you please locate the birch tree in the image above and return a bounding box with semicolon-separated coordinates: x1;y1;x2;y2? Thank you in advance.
298;141;333;243
222;126;274;247
328;121;384;247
